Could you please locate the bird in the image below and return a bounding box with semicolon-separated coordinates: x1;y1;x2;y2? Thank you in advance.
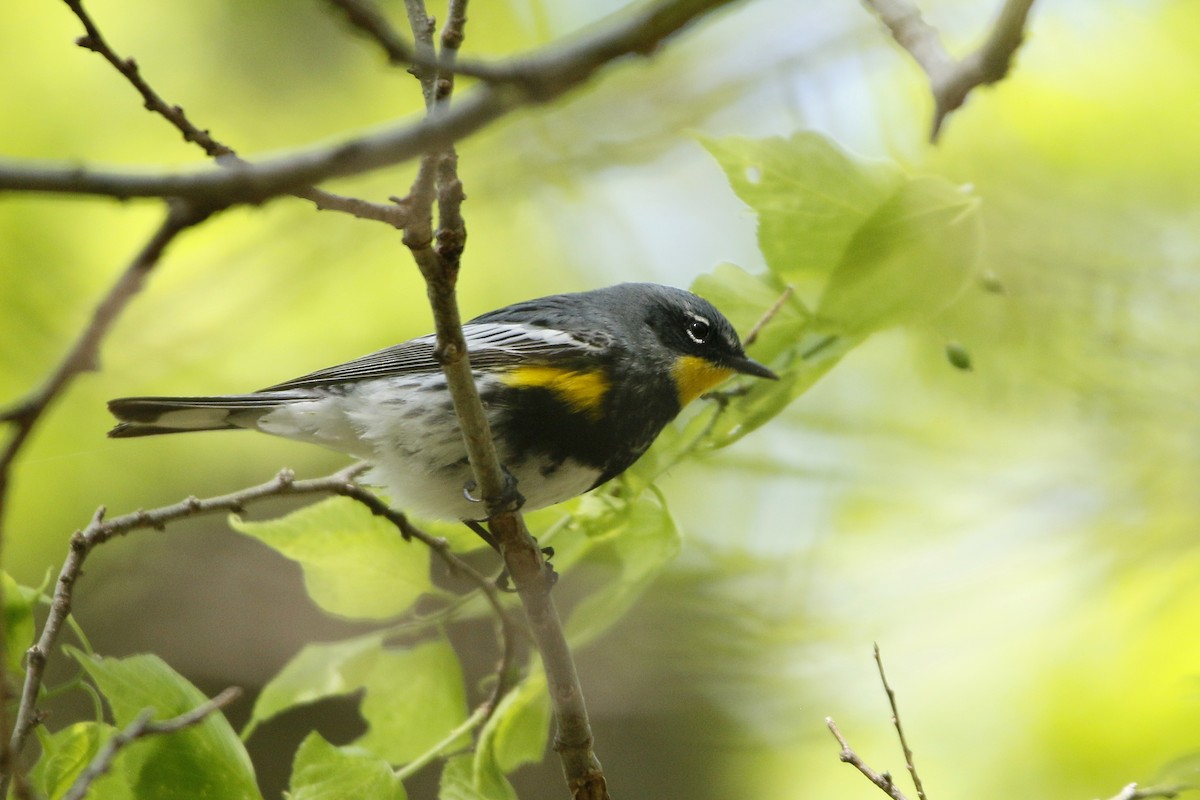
107;283;777;521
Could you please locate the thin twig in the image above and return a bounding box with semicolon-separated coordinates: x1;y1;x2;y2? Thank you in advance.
326;0;415;66
874;643;928;800
2;0;741;203
402;0;440;105
59;0;413;228
742;284;795;348
61;687;242;800
861;0;1038;140
826;717;911;800
4;465;516;780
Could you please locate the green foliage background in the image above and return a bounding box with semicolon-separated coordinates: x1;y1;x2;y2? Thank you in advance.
3;0;1199;798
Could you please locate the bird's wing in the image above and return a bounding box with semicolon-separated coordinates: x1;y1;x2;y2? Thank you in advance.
260;323;606;391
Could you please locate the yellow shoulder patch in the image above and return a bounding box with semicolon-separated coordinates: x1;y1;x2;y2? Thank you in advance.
501;365;610;420
672;356;735;407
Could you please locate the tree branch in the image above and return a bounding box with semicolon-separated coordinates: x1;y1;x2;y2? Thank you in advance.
60;0;414;228
61;687;242;800
1;0;740;204
825;646;928;800
826;717;911;800
861;0;1038;141
3;465;516;786
395;2;607;796
874;643;928;800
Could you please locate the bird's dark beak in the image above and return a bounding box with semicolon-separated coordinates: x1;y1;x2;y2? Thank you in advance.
728;355;778;380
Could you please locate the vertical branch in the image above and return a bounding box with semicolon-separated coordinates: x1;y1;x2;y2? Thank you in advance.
874;644;928;800
396;2;608;797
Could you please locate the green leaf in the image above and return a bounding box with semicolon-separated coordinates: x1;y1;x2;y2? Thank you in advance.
682;134;981;449
478;675;550;773
438;754;517;800
31;722;132;800
230;496;432;620
244;632;387;740
817;175;981;334
287;732;406;800
565;492;680;647
3;571;37;675
701;132;904;287
355;640;469;765
71;650;261;800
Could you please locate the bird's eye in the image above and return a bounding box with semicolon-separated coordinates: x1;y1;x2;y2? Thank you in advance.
685;316;711;344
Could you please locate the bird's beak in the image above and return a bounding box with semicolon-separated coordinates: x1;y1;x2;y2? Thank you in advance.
728;355;778;380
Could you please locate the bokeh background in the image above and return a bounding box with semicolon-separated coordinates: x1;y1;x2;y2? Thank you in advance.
3;0;1199;797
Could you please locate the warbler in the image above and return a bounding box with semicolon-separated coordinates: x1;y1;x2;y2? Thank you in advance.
108;283;777;520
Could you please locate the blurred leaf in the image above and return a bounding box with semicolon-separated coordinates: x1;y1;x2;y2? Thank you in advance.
664;135;981;451
817;175;980;334
945;340;973;371
565;491;680;647
230;497;432;620
438;754;517;800
478;675;551;773
701;132;904;289
3;571;37;675
243;632;387;740
355;640;469;765
287;731;406;800
71;650;260;800
31;722;131;800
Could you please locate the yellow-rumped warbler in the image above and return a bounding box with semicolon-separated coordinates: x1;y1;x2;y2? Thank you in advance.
107;283;776;520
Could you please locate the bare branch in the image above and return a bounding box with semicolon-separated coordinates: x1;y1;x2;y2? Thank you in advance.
862;0;1038;141
60;0;413;228
61;687;242;800
326;0;415;66
874;644;928;800
1;0;741;204
4;464;516;779
394;3;607;796
826;717;911;800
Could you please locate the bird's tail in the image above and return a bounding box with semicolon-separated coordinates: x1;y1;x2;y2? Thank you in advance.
106;392;312;438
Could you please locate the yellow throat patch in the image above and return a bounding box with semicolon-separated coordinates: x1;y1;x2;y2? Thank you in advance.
672;356;735;407
501;365;610;420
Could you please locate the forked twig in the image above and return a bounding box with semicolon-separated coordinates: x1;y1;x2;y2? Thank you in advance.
862;0;1038;140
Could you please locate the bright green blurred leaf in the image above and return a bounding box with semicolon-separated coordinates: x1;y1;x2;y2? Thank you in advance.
287;731;406;800
478;675;551;773
565;492;680;647
355;640;469;765
439;754;517;800
31;722;131;800
817;175;980;334
230;497;431;620
3;571;37;675
244;632;387;740
71;650;260;800
702;132;904;287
